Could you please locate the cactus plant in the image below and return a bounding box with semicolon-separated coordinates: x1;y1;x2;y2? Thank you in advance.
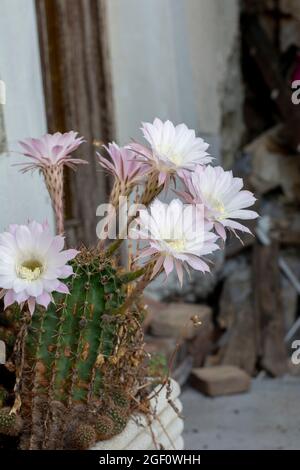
94;415;114;440
0;250;145;449
69;424;97;450
0;408;23;436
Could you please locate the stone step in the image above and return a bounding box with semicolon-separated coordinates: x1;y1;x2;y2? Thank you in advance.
190;365;251;397
150;302;212;340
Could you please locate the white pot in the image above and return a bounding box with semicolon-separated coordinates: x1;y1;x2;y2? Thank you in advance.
91;379;184;450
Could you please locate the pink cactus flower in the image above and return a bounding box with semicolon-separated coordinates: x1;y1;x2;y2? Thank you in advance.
97;142;149;189
0;221;78;315
18;131;86;172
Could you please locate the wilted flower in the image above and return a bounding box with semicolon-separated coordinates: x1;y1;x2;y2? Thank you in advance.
183;165;258;239
18;131;86;235
0;221;78;315
131;199;219;285
129;118;212;186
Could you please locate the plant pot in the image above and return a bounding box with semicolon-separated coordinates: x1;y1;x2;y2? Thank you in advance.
91;379;184;450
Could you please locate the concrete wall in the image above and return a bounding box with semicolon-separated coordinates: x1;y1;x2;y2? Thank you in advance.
0;0;241;234
0;98;6;153
106;0;241;164
0;0;54;232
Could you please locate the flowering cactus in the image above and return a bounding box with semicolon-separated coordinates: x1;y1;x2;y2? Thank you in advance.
0;119;258;449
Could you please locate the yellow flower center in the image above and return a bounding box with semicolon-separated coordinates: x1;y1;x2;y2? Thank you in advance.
17;260;43;281
205;195;227;220
168;153;182;165
167;239;185;252
156;144;182;166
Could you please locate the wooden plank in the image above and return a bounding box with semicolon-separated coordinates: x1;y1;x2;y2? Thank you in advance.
217;264;258;376
35;0;114;246
275;229;300;246
253;241;288;376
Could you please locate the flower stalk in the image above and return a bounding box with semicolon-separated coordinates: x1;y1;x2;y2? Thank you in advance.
117;260;159;315
43;165;64;235
103;173;163;257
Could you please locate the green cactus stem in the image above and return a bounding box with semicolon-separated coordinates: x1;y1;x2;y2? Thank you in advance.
107;406;128;435
0;408;23;436
110;389;129;409
94;415;114;441
71;423;97;450
5;250;145;449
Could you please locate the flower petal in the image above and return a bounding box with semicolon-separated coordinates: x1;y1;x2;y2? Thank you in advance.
4;290;16;310
36;291;52;309
27;297;36;316
163;255;174;277
55;282;70;295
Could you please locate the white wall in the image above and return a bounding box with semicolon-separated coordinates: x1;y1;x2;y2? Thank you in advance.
106;0;240;151
0;0;54;232
0;0;240;232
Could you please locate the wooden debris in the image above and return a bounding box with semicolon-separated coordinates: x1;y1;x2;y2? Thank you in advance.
225;220;256;258
243;15;300;153
253;241;288;376
215;262;258;375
